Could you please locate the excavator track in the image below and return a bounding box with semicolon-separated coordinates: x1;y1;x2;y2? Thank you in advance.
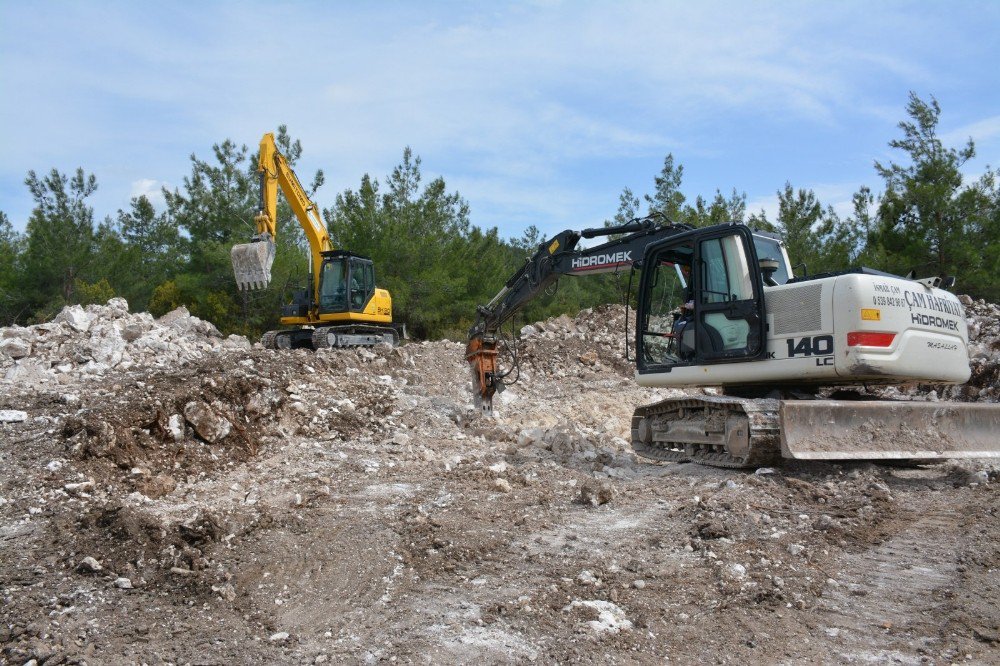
311;325;399;349
260;325;400;351
260;330;279;349
631;395;781;469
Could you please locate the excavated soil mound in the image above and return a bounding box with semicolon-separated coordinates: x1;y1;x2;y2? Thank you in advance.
2;298;1000;664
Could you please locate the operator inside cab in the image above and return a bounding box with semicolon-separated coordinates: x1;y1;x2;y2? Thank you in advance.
674;284;695;361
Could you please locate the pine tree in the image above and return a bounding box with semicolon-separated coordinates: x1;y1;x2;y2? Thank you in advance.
109;196;183;310
645;154;686;221
0;212;25;323
18;168;99;317
324;147;509;339
873;92;984;285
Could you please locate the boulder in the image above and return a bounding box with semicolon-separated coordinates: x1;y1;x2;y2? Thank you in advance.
53;305;94;333
0;338;31;359
0;410;28;423
183;401;232;443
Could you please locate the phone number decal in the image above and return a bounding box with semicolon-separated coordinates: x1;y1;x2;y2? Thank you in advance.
873;295;906;308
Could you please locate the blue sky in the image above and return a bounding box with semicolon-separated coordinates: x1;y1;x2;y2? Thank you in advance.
1;1;999;241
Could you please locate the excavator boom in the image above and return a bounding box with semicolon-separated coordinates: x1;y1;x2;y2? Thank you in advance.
467;216;692;411
231;132;333;291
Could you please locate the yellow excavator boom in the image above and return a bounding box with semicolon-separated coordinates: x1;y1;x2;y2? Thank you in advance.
231;132;333;293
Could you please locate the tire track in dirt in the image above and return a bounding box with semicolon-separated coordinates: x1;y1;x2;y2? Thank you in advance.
815;497;962;662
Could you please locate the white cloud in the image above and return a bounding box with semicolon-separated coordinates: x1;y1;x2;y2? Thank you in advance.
745;195;780;225
130;179;167;208
941;115;1000;147
0;1;996;235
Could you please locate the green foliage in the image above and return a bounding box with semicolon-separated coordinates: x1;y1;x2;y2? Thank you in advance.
109;195;183;309
771;182;858;275
641;154;751;228
0;211;25;323
2;94;999;337
149;280;183;317
74;278;116;306
324;147;510;339
977;171;1000;302
18;168;99;314
645;154;686;220
871;92;998;298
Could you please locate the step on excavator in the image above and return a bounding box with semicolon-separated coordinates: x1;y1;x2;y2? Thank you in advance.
466;215;1000;467
231;133;404;349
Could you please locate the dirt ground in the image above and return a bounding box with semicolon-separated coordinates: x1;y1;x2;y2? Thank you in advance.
2;305;999;665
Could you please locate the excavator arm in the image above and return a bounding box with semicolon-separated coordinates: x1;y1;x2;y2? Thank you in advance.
467;216;691;411
232;133;334;292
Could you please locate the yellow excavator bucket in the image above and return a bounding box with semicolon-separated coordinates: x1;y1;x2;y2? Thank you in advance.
779;400;1000;460
231;236;276;290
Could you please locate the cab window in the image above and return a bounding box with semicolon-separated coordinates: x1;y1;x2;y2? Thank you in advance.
319;259;347;312
349;259;374;311
699;236;753;304
752;236;790;285
697;233;758;357
639;243;694;367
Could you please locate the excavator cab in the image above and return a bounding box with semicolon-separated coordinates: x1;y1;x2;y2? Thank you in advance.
637;226;768;373
317;251;376;315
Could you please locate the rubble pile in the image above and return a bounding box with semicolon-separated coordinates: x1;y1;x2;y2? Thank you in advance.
515;304;635;380
0;298;250;388
945;297;1000;402
58;344;408;494
477;305;674;479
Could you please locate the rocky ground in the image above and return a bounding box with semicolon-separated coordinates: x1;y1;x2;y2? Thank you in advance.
1;300;999;665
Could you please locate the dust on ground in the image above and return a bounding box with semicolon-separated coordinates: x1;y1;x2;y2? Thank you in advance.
1;301;999;664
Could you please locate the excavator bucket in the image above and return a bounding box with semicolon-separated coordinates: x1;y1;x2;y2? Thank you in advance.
231;236;276;290
779;400;1000;461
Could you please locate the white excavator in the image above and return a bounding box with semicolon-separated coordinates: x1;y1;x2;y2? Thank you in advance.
466;216;999;467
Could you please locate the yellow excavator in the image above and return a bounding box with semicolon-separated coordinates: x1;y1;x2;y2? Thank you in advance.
231;133;403;349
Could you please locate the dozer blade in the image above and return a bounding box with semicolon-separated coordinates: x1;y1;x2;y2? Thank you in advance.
780;400;1000;461
231;237;276;290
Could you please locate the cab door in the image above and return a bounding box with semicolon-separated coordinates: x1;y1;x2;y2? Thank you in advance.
348;258;375;312
636;226;766;375
693;227;766;362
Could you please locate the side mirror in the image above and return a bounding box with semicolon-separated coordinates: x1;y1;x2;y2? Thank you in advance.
941;275;957;290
